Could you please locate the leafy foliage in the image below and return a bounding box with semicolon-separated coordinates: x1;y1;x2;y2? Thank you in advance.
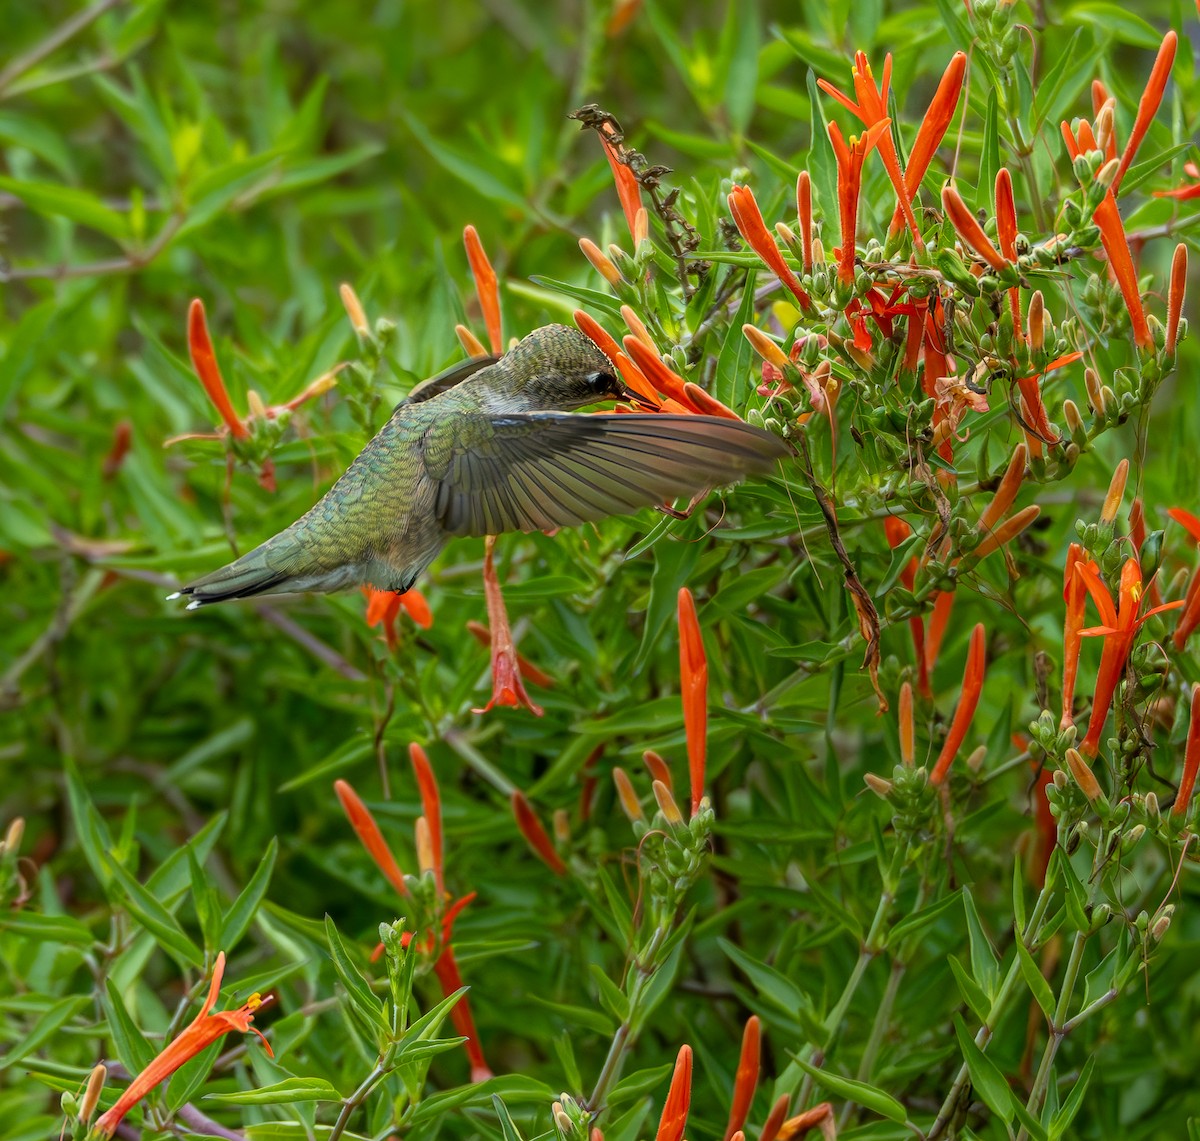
4;2;1200;1141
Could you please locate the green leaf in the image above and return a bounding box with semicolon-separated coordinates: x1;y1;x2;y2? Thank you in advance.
1063;2;1163;48
589;963;631;1023
719;937;810;1017
788;1054;908;1123
219;837;278;952
324;915;384;1033
952;1013;1013;1124
206;1076;342;1104
104;978;157;1073
977;90;1000;214
886;891;960;949
713;268;759;408
947;955;990;1023
492;1095;528;1141
2;996;90;1065
1015;936;1056;1021
0;176;129;240
102;852;205;967
1050;1055;1096;1139
962;886;1000;997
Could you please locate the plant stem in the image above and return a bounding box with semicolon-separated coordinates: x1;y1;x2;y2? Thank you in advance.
0;0;121;96
329;1062;388;1141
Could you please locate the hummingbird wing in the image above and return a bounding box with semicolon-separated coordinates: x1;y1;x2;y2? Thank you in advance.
424;412;791;537
399;354;501;408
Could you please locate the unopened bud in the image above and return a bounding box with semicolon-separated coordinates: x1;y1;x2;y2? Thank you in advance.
864;773;894;799
553;808;571;844
1100;457;1129;524
1094;99;1116;156
632;207;649;248
579;237;623;286
1144;791;1160;822
553;1101;574;1135
966;745;987;772
339;282;370;334
1096;156;1121;189
79;1064;107;1123
455;324;489;358
1151;904;1174;942
1066;747;1103;802
742;323;792;373
245;389;268;422
1062;398;1084;437
3;818;23;856
414;817;435;877
652;779;685;826
1028;290;1045;353
612;768;644;823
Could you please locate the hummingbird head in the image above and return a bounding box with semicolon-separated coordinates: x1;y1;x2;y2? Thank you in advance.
499;325;651;411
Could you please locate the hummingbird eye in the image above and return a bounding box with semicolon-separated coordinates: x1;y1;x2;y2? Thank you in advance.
587;371;617;396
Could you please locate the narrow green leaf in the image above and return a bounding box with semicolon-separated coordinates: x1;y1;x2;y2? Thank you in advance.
788;1054;907;1123
1015;936;1056;1020
219;838;278;952
206;1076;342;1105
952;1013;1014;1124
1050;1055;1096;1139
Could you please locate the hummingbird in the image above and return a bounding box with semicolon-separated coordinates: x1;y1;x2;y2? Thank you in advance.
173;324;791;608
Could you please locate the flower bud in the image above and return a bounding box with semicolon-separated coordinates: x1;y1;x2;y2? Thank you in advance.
79;1064;107;1124
340;282;370;334
1066;747;1102;802
864;773;894;799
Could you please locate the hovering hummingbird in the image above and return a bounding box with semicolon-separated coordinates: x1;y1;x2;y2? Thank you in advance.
173;324;790;608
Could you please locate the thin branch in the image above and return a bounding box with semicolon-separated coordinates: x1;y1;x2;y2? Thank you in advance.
0;0;123;96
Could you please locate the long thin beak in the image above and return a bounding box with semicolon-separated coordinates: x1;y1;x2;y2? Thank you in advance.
615;381;659;412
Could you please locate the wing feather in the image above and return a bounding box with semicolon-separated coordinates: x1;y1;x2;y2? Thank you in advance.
425;412;790;538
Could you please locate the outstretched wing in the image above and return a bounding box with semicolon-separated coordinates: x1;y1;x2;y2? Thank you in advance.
422;412;791;538
396;354;501;409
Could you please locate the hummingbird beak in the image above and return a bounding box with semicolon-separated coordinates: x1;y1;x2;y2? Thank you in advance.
614;380;659;412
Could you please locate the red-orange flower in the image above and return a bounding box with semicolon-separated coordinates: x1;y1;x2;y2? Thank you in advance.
723;1016;761;1141
942;183;1009;272
510;790;567;875
995;169;1022;337
598;123;643;244
930;623;986;785
364;586;433;651
727;184;812;309
678;587;708;815
334;777;491;1081
889;51;967;235
1061;543;1098;729
410;744;443;894
819;52;919;238
796;171;814;271
466;620;554;687
1154;160;1200;201
463;225;502;354
1061;123;1151;349
476;536;544;716
828;119;891;284
1173;684;1200;818
188;299;250;440
94;953;272;1138
924;588;956;678
1168;508;1200;650
622;334;701;411
883;516;929;698
1167;242;1188;357
656;1044;693;1141
1076;557;1184;755
1113;31;1177;192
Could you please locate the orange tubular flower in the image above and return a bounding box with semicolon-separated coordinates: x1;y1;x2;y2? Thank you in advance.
796;172;814;271
941;184;1008;272
1154;160;1200;201
1076;558;1184;756
759;1094;792;1141
828;119;891;284
1167;243;1188;357
642;749;673;791
429;930;493;1083
1061;543;1098;729
925;588;956;678
656;1044;693;1141
683;382;740;420
334;779;409;895
622;335;699;410
510;790;567;875
598;124;643;244
723;1016;761;1141
612;767;645;822
410;744;444;894
995;169;1022;336
465;620;554;687
1169;508;1200;650
1114;31;1177;192
727;185;812;309
365;586;433;651
898;680;915;765
94;952;272;1138
883;516;929;698
1172;684;1200;817
462;225;502;354
476;536;544;716
890;51;967;235
678;587;708;815
187;299;249;440
972;505;1041;560
1061;123;1151;349
818;52;920;238
930;623;986;785
574;309;622;365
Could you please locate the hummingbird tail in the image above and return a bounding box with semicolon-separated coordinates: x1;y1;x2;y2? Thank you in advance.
174;535;359;608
